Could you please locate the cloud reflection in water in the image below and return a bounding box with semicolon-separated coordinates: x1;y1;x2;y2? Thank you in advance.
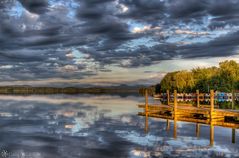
0;94;237;158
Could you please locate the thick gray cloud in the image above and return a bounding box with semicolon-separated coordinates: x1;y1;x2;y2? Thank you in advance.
18;0;49;14
0;0;239;82
119;0;166;22
168;0;208;19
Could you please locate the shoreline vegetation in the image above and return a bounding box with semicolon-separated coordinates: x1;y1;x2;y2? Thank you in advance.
0;86;139;95
158;60;239;93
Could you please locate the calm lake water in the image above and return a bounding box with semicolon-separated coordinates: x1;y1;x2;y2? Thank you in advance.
0;94;238;158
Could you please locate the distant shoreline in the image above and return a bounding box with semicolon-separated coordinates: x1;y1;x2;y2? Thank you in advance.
0;86;139;95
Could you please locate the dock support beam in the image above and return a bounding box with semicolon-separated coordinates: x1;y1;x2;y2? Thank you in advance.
196;90;200;138
174;90;178;112
173;90;177;139
231;89;236;144
196;123;200;138
210;124;214;146
210;90;214;146
210;90;214;113
145;89;149;133
232;129;236;144
166;119;170;131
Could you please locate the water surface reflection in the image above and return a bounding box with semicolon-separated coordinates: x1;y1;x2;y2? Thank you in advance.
0;94;238;158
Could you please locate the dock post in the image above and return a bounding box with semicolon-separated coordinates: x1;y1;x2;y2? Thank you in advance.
210;123;214;146
210;90;214;112
145;89;149;133
167;90;170;105
166;119;170;131
196;123;200;138
173;90;177;139
210;90;214;146
196;90;200;137
232;129;236;144
231;89;236;144
174;90;178;111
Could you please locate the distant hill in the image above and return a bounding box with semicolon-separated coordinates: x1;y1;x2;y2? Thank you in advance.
0;86;140;94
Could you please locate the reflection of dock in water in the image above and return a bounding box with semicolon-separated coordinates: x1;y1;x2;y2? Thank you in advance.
138;90;239;146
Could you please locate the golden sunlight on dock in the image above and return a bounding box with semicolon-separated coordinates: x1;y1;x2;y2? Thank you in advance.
138;89;239;146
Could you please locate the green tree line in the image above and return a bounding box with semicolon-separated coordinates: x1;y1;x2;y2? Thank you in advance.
159;60;239;93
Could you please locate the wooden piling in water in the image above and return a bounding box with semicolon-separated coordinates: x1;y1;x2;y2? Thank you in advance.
210;90;214;113
166;119;170;131
145;89;148;113
210;90;214;146
174;121;177;139
145;89;149;133
232;129;236;143
174;90;178;114
231;89;236;144
173;90;177;139
231;90;236;144
196;123;200;138
196;90;200;138
210;124;214;146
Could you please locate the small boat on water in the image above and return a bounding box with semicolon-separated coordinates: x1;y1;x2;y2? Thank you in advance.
153;92;239;102
153;94;161;99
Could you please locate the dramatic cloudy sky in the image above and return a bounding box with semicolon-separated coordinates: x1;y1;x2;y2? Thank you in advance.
1;0;239;86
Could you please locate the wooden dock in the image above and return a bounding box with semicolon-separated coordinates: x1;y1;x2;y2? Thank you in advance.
138;89;239;146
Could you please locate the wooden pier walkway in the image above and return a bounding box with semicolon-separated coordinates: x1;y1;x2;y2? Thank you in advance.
138;89;239;146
